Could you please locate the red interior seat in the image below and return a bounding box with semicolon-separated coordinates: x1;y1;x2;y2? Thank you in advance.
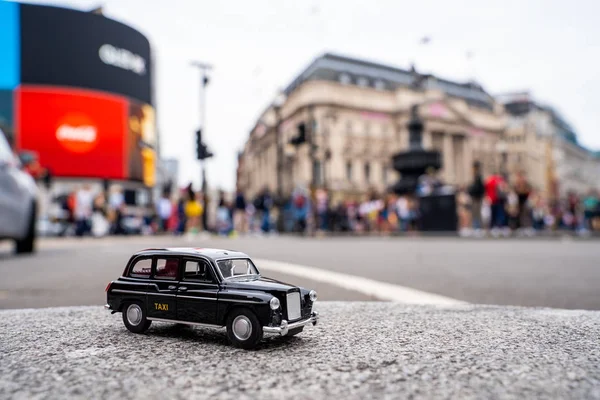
162;259;179;278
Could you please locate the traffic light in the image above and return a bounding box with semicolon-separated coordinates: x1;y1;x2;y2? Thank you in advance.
195;129;202;159
197;143;214;160
195;129;214;160
290;123;307;146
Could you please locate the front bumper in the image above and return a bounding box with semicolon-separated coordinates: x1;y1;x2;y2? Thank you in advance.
263;311;319;336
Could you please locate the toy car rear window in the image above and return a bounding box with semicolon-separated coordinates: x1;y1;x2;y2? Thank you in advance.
130;258;152;278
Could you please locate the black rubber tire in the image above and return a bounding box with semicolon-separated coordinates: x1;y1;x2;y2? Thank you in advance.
15;204;36;254
226;308;263;350
122;302;152;334
286;327;304;337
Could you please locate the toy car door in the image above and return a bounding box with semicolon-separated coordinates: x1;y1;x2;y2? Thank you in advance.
176;257;218;324
146;256;179;320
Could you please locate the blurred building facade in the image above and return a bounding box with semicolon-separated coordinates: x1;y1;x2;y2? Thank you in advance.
237;53;507;201
500;93;600;198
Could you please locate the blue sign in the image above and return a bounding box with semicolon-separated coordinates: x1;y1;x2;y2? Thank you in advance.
0;1;20;89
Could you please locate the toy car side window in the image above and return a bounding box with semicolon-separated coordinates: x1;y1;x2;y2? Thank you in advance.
154;257;180;280
183;259;214;283
130;258;152;278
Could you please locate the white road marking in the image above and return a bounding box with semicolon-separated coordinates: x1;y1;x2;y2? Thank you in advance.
254;258;467;305
3;238;465;305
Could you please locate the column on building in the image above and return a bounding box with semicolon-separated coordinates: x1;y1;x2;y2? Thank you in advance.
429;131;444;179
422;130;433;149
265;141;270;193
371;159;381;192
327;116;344;194
270;143;277;193
462;133;473;186
266;144;272;193
260;147;266;192
352;158;361;192
290;149;298;192
452;134;467;186
301;146;312;189
443;133;455;185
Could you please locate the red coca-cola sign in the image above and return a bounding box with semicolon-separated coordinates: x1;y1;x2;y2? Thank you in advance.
15;85;128;179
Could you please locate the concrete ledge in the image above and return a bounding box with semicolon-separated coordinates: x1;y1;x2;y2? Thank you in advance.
1;303;599;399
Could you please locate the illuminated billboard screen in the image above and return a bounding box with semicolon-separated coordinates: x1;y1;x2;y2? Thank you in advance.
0;1;20;90
19;3;152;105
16;86;156;186
2;3;156;186
127;100;157;186
16;86;128;179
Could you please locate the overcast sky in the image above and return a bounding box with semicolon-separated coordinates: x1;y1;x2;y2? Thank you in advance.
23;0;600;192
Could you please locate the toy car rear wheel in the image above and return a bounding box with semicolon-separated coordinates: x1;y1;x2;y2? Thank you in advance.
226;308;263;350
122;302;151;333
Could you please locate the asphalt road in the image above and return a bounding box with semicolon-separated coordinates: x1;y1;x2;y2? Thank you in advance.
1;303;599;399
1;235;599;310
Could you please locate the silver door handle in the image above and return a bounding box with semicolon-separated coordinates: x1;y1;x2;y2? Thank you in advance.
178;286;188;292
168;285;177;290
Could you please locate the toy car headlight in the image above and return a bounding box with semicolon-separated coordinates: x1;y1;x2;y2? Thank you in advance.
269;297;280;310
309;290;318;302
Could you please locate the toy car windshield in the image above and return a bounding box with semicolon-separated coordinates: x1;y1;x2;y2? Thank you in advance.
217;258;260;280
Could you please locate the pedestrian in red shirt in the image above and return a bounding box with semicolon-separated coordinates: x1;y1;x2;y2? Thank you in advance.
485;172;507;231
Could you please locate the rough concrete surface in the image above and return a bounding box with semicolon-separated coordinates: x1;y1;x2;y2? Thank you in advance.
1;303;599;400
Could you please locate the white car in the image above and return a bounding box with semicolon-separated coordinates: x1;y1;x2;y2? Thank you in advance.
0;129;38;253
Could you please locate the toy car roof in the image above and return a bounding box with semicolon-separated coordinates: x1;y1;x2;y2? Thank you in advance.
133;247;250;261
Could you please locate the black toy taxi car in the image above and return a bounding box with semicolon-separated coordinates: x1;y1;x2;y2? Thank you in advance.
105;247;319;349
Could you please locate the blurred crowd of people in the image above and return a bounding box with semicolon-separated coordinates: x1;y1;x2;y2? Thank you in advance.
48;184;142;237
42;168;599;239
457;166;600;237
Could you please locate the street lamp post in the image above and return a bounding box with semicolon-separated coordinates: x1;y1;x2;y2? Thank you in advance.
272;92;286;232
273;93;286;200
191;61;213;231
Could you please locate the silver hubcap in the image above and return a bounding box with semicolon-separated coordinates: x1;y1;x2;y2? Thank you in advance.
127;304;143;326
232;315;252;341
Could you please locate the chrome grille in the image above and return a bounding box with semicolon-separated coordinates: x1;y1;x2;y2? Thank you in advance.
286;292;301;321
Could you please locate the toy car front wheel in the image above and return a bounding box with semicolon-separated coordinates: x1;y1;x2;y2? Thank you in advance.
226;308;263;349
122;302;151;333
